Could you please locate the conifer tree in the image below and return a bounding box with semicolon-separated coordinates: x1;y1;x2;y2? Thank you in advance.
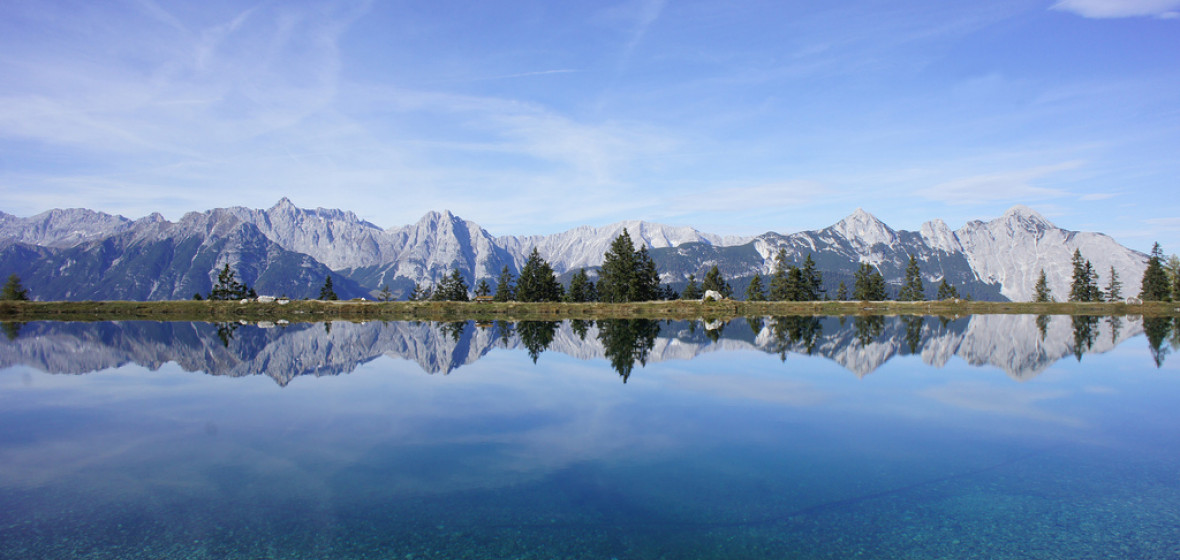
701;265;733;299
1069;250;1100;302
474;279;491;298
681;274;702;300
516;248;563;302
835;281;848;301
769;248;791;300
800;254;823;301
1104;266;1122;302
936;279;959;300
1033;269;1053;302
210;264;250;301
897;255;925;301
431;268;469;301
1;274;29;301
1140;242;1171;301
598;230;638;302
745;273;767;301
785;266;805;301
597;230;660;302
493;265;515;302
566;268;596;302
378;283;394;302
319;275;338;301
853;263;886;300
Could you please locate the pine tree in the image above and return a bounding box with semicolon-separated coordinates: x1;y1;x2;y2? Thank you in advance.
566;268;596;302
598;230;638;302
1033;269;1053;302
745;273;767;301
474;279;491;297
1069;250;1100;302
785;266;805;301
835;281;848;301
378;284;394;302
1140;242;1171;301
853;263;886;300
597;230;660;302
1104;266;1122;302
800;254;823;301
897;255;925;301
1;274;29;301
936;279;959;300
209;264;250;301
681;274;702;300
701;265;732;299
493;265;515;302
769;248;791;300
319;275;338;300
516;248;563;302
432;268;469;301
408;282;428;301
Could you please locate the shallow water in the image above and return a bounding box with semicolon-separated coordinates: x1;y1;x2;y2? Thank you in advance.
1;316;1178;559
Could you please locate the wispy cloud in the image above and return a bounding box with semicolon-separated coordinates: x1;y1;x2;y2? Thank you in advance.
1052;0;1180;19
913;161;1083;205
1080;192;1119;201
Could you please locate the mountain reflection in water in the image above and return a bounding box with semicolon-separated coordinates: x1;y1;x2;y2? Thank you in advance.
0;315;1175;384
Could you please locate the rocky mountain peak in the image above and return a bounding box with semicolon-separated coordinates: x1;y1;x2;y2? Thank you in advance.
831;208;895;247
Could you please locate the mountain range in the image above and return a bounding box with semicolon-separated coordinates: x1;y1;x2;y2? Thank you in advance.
0;199;1148;302
0;315;1159;384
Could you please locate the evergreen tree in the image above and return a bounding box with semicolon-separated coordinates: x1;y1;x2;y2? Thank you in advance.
1033;269;1053;302
897;255;925;301
1166;254;1180;300
566;268;596;302
681;274;702;300
516;248;563;302
785;266;805;301
1140;242;1171;301
936;279;959;300
319;275;338;301
800;254;824;301
1;274;29;301
474;279;491;298
835;281;848;301
431;268;469;301
745;273;767;301
769;248;791;300
701;265;732;299
409;282;429;301
597;230;661;302
493;265;515;302
632;245;661;302
192;293;203;301
1104;266;1122;302
209;264;250;301
1069;250;1099;302
378;284;394;302
852;263;886;300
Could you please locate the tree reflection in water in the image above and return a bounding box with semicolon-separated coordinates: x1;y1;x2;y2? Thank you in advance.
517;321;558;363
853;315;884;348
1071;315;1099;361
596;319;660;383
1143;316;1172;367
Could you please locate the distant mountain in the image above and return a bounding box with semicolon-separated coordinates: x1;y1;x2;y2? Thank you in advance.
0;315;1151;383
0;200;1148;302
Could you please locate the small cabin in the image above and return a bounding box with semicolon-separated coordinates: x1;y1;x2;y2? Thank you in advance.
473;295;494;303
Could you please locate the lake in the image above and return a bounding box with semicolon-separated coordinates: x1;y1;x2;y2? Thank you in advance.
1;315;1178;559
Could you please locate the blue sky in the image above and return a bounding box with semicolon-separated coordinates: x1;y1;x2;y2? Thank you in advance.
1;0;1178;252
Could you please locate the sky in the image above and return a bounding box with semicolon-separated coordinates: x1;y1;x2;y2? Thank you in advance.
1;0;1178;252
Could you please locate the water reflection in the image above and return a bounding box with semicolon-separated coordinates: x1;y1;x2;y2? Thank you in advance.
1;315;1175;384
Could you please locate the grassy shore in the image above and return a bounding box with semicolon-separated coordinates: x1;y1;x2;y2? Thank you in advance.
1;299;1178;323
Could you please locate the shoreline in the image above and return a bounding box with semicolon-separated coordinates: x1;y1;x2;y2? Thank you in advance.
2;299;1178;323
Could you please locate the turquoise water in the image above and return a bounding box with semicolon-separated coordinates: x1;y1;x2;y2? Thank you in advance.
1;316;1178;559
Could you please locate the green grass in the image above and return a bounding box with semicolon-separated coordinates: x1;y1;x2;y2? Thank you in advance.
1;299;1177;323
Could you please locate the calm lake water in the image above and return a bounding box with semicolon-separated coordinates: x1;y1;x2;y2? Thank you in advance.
1;315;1178;559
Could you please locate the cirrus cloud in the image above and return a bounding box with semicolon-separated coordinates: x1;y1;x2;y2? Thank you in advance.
1052;0;1180;19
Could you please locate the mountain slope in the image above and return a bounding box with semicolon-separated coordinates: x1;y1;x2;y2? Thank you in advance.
0;200;1150;302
